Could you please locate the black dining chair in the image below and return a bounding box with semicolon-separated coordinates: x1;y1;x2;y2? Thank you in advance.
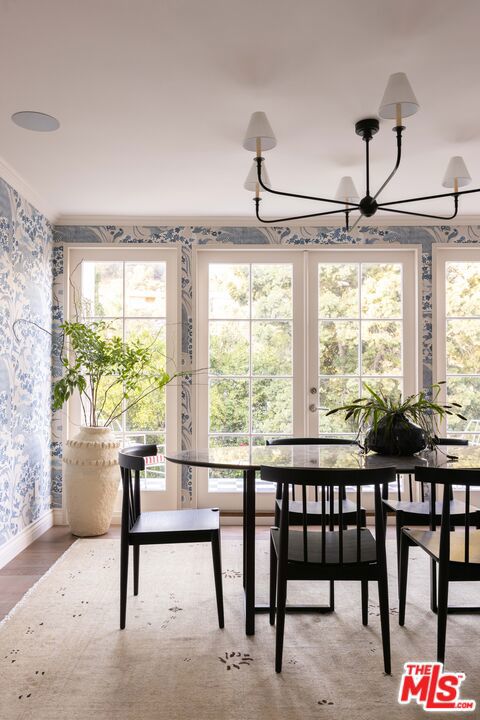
262;464;395;674
118;444;224;630
382;438;479;610
399;466;480;662
266;437;366;611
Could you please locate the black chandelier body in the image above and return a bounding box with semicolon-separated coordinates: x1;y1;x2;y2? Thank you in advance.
252;116;474;230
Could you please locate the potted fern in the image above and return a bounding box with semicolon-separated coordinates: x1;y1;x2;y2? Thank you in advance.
326;382;466;456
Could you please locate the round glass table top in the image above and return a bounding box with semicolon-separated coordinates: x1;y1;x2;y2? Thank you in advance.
166;444;480;474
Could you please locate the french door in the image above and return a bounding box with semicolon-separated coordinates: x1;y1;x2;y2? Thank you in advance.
67;246;180;510
196;247;419;512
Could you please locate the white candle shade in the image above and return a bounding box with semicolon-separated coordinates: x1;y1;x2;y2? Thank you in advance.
442;156;472;188
243;112;277;152
244;160;271;191
378;72;419;120
334;176;360;203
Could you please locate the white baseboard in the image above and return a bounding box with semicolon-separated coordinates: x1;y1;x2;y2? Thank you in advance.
0;510;54;569
52;508;67;526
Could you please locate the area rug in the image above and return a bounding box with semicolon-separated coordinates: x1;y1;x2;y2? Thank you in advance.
0;535;478;720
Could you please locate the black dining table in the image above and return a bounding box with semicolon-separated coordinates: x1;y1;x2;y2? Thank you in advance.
166;443;480;635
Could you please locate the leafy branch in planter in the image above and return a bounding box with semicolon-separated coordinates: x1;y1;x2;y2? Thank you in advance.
15;317;188;428
326;382;467;453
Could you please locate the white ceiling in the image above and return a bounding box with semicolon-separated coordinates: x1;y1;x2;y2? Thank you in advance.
2;0;480;223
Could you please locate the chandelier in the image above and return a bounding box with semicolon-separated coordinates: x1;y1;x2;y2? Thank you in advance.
243;73;477;230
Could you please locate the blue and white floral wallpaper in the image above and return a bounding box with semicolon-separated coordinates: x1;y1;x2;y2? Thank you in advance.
53;222;480;504
2;179;480;547
0;177;53;547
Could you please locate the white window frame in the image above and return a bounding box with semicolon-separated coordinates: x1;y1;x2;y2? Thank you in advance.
434;244;480;439
195;247;305;511
65;245;181;511
434;244;480;502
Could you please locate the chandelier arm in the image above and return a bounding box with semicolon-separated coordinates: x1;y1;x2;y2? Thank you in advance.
372;126;404;202
365;137;371;196
347;214;362;233
377;187;480;208
254;198;353;225
377;195;459;220
255;157;360;209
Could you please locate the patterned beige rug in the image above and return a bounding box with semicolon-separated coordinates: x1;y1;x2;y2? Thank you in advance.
0;535;478;720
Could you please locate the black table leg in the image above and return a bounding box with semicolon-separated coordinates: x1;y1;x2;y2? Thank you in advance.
244;467;256;635
242;471;247;590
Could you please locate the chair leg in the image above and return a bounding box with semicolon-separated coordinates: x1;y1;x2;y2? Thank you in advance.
211;530;225;629
120;539;129;630
377;571;391;675
361;580;368;625
395;511;404;583
437;565;449;663
329;580;335;611
269;532;277;626
430;559;438;613
398;531;410;626
275;560;288;673
133;545;140;596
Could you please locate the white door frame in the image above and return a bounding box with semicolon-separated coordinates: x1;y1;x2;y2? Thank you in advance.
194;243;421;512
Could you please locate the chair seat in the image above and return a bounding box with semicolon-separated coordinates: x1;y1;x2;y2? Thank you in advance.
278;498;365;519
383;498;479;517
131;508;220;536
403;527;480;564
271;527;377;564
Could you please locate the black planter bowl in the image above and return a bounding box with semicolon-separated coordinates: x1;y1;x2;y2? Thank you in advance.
365;413;427;456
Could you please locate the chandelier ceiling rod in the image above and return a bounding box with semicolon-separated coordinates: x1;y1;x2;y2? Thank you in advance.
243;72;478;230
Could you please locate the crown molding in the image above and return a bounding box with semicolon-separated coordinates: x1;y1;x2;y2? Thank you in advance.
0;153;56;222
54;213;480;228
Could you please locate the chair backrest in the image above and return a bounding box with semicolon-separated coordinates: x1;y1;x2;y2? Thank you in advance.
266;437;356;446
261;465;395;564
266;437;356;501
118;444;157;532
415;466;480;565
433;437;469;446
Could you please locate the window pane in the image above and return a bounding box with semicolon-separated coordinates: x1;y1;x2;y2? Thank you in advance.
207;436;247;493
319;264;358;318
361;263;402;318
362;321;402;375
252;321;292;375
447;377;480;433
363;377;403;399
252;379;292;434
446;262;480;316
318;377;360;434
209;264;249;319
252;264;292;319
125;262;166;317
209;321;249;375
446;319;480;374
319;320;359;375
82;261;123;317
209;379;249;433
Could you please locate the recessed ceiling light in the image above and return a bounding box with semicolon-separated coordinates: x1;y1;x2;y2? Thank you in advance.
11;111;60;132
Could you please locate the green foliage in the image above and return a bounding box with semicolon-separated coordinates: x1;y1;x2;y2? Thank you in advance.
326;382;467;450
53;320;180;427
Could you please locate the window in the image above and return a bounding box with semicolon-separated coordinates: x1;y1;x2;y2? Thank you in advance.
67;247;179;507
316;261;405;436
435;246;480;443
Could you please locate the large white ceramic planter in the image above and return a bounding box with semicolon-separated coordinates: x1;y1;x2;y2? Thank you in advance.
63;426;120;537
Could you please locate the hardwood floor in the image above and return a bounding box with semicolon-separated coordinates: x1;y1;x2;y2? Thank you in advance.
0;525;268;621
